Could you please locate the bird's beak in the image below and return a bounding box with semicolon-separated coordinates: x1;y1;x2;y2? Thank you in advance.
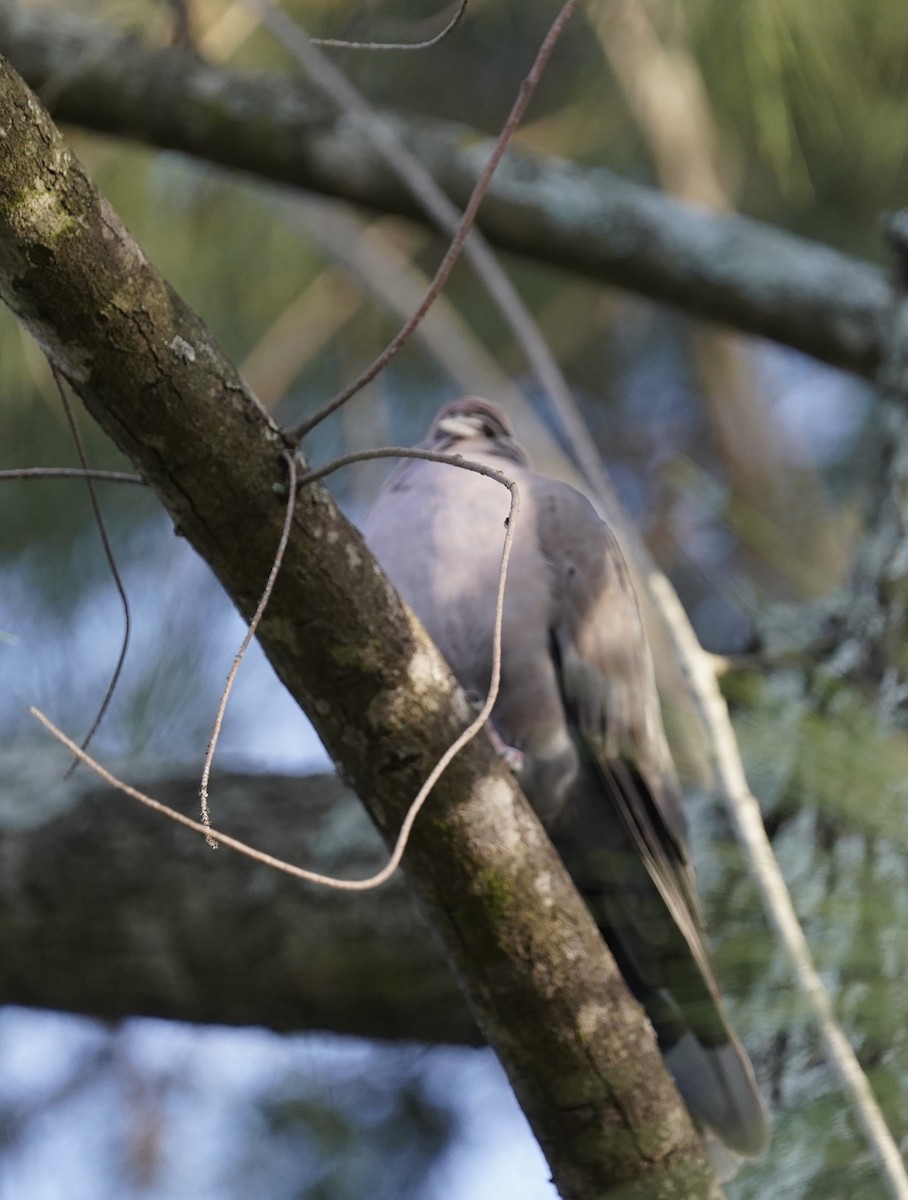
437;415;485;440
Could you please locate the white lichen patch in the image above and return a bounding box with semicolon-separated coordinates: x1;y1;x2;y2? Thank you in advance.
477;775;523;856
346;543;362;571
533;869;556;910
406;643;447;695
577;1001;610;1040
167;335;197;363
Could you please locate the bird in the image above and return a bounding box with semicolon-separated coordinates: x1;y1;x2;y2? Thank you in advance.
362;396;770;1176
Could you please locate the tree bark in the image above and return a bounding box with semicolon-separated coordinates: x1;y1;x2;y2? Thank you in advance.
0;4;890;379
0;56;720;1199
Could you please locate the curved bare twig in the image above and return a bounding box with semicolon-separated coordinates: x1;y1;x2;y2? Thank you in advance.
51;366;132;780
310;0;469;51
34;447;520;894
199;449;298;845
0;467;144;484
246;0;581;442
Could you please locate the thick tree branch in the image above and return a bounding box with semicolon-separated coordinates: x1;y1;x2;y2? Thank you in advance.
0;5;890;378
0;58;719;1199
0;758;478;1043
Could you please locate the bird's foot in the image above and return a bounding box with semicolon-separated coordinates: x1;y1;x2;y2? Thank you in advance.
486;723;524;774
464;692;524;773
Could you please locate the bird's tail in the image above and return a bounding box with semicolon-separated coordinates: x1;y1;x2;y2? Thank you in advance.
664;1019;771;1176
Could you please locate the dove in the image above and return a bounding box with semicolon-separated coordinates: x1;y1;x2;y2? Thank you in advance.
362;396;769;1174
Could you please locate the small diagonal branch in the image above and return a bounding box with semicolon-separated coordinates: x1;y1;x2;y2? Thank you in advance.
649;575;908;1200
497;197;903;1190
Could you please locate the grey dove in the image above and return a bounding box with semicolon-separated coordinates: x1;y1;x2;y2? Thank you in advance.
363;396;770;1175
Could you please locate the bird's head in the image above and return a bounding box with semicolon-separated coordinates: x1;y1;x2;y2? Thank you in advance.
427;397;528;464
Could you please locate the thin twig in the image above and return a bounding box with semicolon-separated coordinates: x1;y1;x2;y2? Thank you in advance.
310;0;469;51
248;0;618;522
249;0;590;540
166;0;196;48
648;573;908;1200
33;451;519;893
253;0;581;441
296;444;515;489
199;449;297;846
0;467;145;484
51;366;132;780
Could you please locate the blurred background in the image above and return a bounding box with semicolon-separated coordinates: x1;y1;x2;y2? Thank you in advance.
1;0;907;1196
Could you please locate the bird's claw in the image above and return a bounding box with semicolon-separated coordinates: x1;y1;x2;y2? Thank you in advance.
485;722;524;774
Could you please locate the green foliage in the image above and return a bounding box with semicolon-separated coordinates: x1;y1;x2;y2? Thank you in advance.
706;668;908;1197
686;0;908;253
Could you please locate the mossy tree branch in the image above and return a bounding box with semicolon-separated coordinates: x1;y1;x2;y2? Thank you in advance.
0;56;719;1200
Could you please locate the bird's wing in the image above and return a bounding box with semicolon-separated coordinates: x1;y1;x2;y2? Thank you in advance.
364;416;768;1158
531;476;721;1004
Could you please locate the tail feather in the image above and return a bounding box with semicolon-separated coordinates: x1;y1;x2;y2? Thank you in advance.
665;1028;771;1163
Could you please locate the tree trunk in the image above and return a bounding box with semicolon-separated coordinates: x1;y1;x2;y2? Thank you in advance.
0;56;720;1200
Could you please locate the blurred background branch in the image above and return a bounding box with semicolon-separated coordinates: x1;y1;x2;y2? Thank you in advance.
0;757;478;1043
0;3;891;377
